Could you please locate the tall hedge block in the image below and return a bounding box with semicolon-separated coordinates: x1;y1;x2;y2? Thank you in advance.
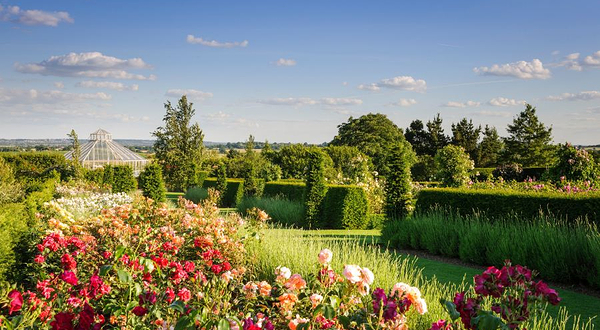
262;181;306;201
202;178;244;207
139;163;166;202
112;165;137;193
322;185;369;229
415;188;600;224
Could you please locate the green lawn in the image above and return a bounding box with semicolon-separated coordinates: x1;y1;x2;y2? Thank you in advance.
303;229;600;328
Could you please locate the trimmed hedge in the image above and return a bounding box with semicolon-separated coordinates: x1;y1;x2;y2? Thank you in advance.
415;188;600;223
262;181;305;201
470;168;494;182
112;165;137;193
202;178;244;207
321;185;369;229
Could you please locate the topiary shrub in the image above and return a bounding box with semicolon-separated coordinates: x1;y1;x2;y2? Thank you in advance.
84;168;104;185
139;163;166;202
202;178;244;207
321;185;369;229
435;145;474;187
102;165;114;188
304;150;328;228
547;143;599;183
112;165;137;193
493;163;523;181
184;187;209;204
263;181;306;201
385;142;415;219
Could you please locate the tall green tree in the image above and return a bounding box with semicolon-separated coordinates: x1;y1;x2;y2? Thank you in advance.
424;114;449;156
477;125;504;167
451;118;481;161
330;113;413;177
384;143;414;219
405;120;429;155
67;129;83;179
304;150;328;228
152;95;204;192
502;104;555;167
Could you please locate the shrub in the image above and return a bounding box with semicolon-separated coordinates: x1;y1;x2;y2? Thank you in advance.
83;168;104;185
321;185;369;229
102;164;114;187
215;163;227;203
415;188;600;224
434;145;474;187
263;181;306;201
111;165;137;193
184;186;209;203
304;150;328;228
411;154;436;182
0;157;22;205
548;143;599;183
237;196;305;227
138;163;166;202
470;168;494;182
202;178;244;207
0;203;28;282
493;163;524;181
385;143;414;219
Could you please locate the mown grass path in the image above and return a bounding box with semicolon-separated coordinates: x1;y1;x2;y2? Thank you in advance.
302;229;600;327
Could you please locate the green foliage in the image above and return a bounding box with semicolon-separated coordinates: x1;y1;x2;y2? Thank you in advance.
325;145;371;181
202;178;244;207
548;143;599;183
184;186;210;204
262;181;306;201
470;168;494;182
272;144;312;179
477;125;504;167
434;145;474;187
215;162;227;203
503;104;555;167
415;188;600;224
84;168;104;185
0;203;28;282
330;113;412;177
304;150;328;228
451;118;481;161
139;163;166;202
0;151;70;188
405;119;429;156
0;157;22;205
493;163;523;181
385;142;414;219
424;113;450;156
112;165;137;193
237;196;305;227
67;129;83;179
381;210;600;289
411;154;436;182
153;95;205;191
102;164;114;187
322;185;369;229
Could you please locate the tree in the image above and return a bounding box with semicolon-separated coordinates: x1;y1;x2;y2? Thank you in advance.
477;125;504;167
152;95;204;192
330;113;414;177
435;145;474;187
385;143;414;219
451;118;481;161
424;114;450;156
304;150;328;228
502;104;555;167
242;135;261;196
139;163;166;202
215;161;228;204
112;165;137;193
405;120;429;155
67;129;83;179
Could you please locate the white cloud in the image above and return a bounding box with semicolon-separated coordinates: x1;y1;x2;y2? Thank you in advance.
474;59;551;79
15;52;156;81
165;89;213;101
0;88;111;104
471;110;512;118
0;5;73;26
443;100;480;108
53;82;64;89
275;58;296;66
488;97;525;107
186;35;248;48
582;51;600;68
257;97;362;107
77;81;139;91
388;98;417;107
203;111;230;120
357;83;380;91
551;50;560;56
359;76;427;93
547;90;600;102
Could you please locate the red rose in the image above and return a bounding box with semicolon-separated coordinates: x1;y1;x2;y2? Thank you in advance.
50;312;75;330
132;306;148;316
60;271;79;286
8;290;23;315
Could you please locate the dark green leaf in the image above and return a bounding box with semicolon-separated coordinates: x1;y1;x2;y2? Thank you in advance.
175;316;193;330
217;318;230;330
99;264;112;277
117;269;132;284
169;300;186;313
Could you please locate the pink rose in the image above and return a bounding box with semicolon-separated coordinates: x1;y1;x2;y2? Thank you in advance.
310;293;323;308
343;265;362;283
318;249;333;264
60;271;79;286
361;267;374;285
414;298;428;315
391;282;410;297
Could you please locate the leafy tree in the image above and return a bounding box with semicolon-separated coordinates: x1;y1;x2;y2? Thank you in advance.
405;120;429;155
385;143;414;219
261;140;276;163
435;145;474;187
411;154;436;182
152;95;204;192
548;143;599;183
424;114;450;156
502;104;555;167
242;135;262;196
325;145;371;182
451;118;481;161
112;165;137;193
304;150;328;228
330;113;413;177
67;129;83;179
139;163;166;202
477;125;504;167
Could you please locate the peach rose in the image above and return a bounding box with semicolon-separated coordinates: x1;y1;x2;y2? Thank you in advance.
343;265;362;283
414;298;428;315
310;293;323;308
285;274;307;291
391;282;411;297
258;281;272;296
318;248;333;264
360;267;374;285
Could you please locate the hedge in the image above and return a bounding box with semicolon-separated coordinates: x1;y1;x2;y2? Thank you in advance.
470;168;494;182
321;185;369;229
262;181;305;201
112;165;137;193
202;178;244;207
415;188;600;223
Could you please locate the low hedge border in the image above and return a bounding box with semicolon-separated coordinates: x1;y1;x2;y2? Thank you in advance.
202;178;244;207
415;188;600;223
262;181;305;201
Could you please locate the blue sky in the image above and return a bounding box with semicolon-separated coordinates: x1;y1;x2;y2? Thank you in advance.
1;1;600;144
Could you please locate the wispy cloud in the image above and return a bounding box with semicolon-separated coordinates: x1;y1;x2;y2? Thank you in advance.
471;110;512;117
547;90;600;101
15;52;156;81
358;75;427;93
186;35;248;48
552;51;600;71
488;97;525;107
442;100;480;108
257;97;362;107
474;59;551;80
0;88;111;104
274;58;297;66
77;81;139;91
387;98;417;107
165;89;213;101
0;4;73;26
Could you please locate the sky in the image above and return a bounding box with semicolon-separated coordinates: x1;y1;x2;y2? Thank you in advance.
1;1;600;144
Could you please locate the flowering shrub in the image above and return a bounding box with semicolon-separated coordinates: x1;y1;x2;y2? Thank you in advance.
45;192;133;221
430;261;560;330
548;143;599;184
0;194;427;329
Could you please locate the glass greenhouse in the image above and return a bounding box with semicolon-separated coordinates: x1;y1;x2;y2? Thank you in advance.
65;129;149;174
